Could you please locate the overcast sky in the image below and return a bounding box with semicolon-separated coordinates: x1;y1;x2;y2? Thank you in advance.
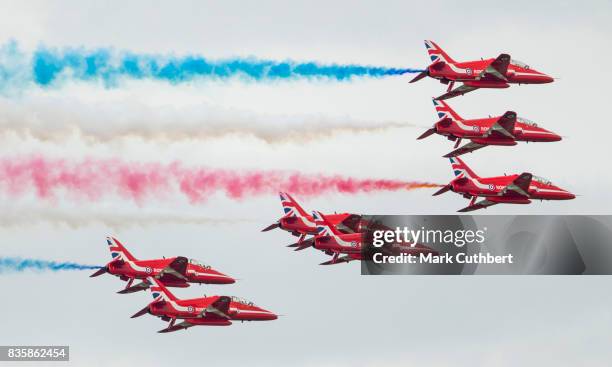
1;1;612;366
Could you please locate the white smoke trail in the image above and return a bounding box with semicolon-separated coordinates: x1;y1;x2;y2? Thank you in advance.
0;206;253;229
0;88;413;144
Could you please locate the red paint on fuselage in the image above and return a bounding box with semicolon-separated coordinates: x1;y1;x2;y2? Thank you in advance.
148;296;277;321
428;59;554;85
451;175;575;201
436;117;561;144
314;232;362;254
279;212;353;236
106;258;235;286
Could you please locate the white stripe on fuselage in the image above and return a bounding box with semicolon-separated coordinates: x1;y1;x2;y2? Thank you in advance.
531;188;567;194
449;121;555;138
156;294;198;314
454;119;484;134
319;227;357;249
186;270;231;278
331;235;358;249
472;179;497;191
519;129;556;136
121;259;154;274
230;308;274;316
443;64;539;81
468;180;566;197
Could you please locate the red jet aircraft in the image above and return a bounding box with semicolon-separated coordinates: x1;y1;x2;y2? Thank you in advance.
311;211;363;265
262;192;363;248
311;211;438;265
131;277;277;333
434;157;575;212
90;237;235;293
410;40;554;100
418;99;561;157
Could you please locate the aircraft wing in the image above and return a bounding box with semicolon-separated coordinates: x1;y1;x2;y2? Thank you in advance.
479;53;510;81
497;111;517;132
157;256;189;283
458;198;498;212
338;214;363;233
202;296;232;319
435;84;479;101
117;279;150;294
290;237;314;251
443;141;487;157
158;319;232;333
319;254;356;265
500;172;533;198
158;321;196;333
486;111;516;139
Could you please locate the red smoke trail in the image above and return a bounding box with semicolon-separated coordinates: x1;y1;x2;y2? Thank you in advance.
0;156;440;204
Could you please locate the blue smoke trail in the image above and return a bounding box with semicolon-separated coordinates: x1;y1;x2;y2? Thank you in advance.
0;257;101;273
0;41;423;89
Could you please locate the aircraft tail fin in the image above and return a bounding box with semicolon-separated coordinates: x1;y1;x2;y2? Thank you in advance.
107;237;137;262
425;40;456;64
147;276;178;302
449;157;479;179
432;98;463;121
280;192;308;218
312;211;341;237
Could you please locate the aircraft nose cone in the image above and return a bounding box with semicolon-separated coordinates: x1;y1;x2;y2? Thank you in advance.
564;192;576;200
541;74;554;83
215;273;236;284
556;189;575;200
549;132;562;142
259;308;278;320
